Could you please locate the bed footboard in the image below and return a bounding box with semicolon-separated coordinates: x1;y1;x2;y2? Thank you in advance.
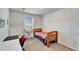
46;31;58;47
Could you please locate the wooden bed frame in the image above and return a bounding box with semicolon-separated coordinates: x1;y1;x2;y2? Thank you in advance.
33;28;58;47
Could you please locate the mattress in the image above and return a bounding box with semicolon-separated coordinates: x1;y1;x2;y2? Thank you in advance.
35;32;47;39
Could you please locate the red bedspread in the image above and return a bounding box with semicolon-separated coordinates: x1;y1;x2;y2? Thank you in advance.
35;32;47;39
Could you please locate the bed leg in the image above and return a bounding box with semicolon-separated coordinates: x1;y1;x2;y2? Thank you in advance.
55;39;57;43
47;41;50;47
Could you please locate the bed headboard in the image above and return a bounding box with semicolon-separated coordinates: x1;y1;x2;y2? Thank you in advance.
33;28;42;33
33;28;42;37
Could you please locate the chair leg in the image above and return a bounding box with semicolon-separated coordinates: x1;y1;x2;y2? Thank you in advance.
22;48;25;51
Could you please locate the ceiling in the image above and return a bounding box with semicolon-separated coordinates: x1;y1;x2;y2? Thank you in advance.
10;8;62;16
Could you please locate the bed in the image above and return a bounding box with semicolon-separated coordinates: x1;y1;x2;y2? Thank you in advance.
33;28;58;47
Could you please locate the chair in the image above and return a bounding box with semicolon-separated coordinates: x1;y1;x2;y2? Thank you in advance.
19;35;27;50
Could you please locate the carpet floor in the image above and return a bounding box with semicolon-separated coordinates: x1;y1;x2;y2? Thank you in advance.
23;38;74;51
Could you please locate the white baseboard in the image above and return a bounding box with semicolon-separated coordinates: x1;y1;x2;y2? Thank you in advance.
58;41;77;51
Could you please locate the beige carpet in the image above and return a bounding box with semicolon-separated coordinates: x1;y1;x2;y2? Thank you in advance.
23;38;74;51
50;43;74;51
23;38;52;51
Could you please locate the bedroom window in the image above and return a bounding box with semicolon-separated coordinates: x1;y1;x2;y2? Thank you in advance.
23;15;34;38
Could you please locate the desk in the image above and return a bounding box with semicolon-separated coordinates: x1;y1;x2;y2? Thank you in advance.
0;39;22;51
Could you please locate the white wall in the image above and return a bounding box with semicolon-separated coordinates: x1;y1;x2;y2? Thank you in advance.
43;9;79;50
0;8;9;42
34;15;42;28
9;11;26;36
9;11;42;36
